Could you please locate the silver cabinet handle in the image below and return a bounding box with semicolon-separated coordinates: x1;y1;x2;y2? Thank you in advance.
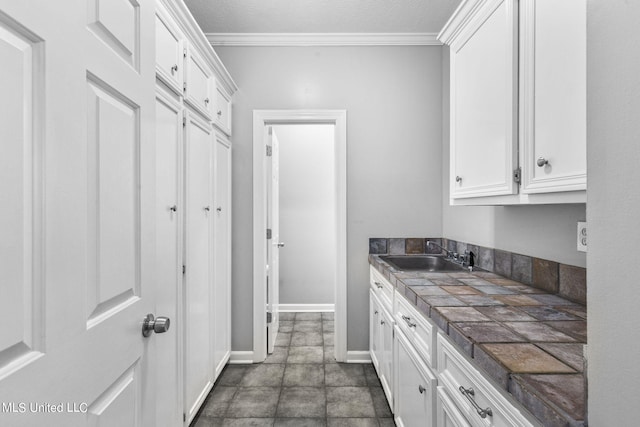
374;310;379;315
455;176;462;183
401;315;416;328
418;385;426;394
169;205;177;212
277;242;285;248
204;206;210;212
171;64;178;73
217;110;222;117
459;386;492;419
380;320;385;325
216;207;222;212
537;157;549;167
204;98;210;105
142;314;170;337
374;282;383;289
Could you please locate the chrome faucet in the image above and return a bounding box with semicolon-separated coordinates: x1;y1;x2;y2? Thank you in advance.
427;240;453;258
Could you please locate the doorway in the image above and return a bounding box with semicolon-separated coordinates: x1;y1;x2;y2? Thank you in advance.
253;110;347;363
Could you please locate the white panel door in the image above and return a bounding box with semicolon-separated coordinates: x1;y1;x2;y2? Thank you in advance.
213;134;232;377
184;109;214;424
154;87;183;427
370;290;382;373
0;0;158;426
449;0;518;199
266;127;280;354
520;0;587;194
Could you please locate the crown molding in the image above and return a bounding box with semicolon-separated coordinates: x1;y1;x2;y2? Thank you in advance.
206;32;443;47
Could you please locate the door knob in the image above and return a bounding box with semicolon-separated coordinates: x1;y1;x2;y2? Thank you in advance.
142;314;170;337
537;157;549;167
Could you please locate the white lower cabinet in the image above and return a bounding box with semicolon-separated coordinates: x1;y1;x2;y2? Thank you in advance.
369;288;394;404
369;271;541;427
394;326;437;427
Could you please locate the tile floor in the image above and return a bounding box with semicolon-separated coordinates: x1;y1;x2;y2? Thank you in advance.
191;312;395;427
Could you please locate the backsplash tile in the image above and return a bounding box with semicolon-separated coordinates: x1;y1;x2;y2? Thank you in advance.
405;238;424;254
533;259;559;294
559;264;587;305
494;250;512;278
512;254;533;285
424;238;442;254
478;246;495;271
369;238;387;255
388;238;405;255
368;237;586;306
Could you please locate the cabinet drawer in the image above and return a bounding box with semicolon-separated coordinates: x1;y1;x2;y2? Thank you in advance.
155;4;184;94
437;334;538;427
185;46;214;119
395;291;436;369
370;266;393;312
437;386;471;427
214;83;232;136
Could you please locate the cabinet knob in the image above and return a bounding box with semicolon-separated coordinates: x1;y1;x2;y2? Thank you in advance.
169;205;177;212
455;176;462;183
537;157;549;167
171;64;178;74
418;385;426;394
380;320;385;325
204;98;210;105
216;207;222;212
217;110;222;117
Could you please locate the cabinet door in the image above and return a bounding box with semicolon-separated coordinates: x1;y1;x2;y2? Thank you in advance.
185;45;215;119
155;3;183;94
370;290;382;373
520;0;586;194
213;134;232;379
155;87;183;427
448;0;518;199
380;306;394;405
394;327;437;427
184;110;214;423
214;82;232;136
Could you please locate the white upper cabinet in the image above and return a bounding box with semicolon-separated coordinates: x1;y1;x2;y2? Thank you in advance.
155;3;184;94
520;0;586;194
185;44;215;119
214;82;232;136
440;0;587;205
441;0;519;200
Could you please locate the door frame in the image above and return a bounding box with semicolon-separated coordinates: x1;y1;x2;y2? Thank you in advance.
252;109;347;363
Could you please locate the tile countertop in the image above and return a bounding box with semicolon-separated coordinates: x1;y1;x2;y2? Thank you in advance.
369;254;587;427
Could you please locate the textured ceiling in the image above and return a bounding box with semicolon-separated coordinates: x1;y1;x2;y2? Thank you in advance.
184;0;462;33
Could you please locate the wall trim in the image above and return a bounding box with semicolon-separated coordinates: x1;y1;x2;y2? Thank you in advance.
228;351;255;364
278;304;335;312
253;110;348;364
346;351;372;364
206;32;442;47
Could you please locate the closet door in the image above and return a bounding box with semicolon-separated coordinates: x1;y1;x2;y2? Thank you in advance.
154;87;183;427
184;109;214;424
213;133;232;378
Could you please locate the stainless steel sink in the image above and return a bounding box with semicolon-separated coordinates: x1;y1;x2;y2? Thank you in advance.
380;255;466;272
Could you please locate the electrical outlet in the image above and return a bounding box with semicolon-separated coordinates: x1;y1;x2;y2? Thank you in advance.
577;221;587;252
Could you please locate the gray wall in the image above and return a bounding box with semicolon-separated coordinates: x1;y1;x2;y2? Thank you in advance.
440;47;587;268
275;124;336;305
587;1;640;423
217;46;444;351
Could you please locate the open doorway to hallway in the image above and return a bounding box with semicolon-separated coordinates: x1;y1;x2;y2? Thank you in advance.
253;110;347;364
272;124;337;312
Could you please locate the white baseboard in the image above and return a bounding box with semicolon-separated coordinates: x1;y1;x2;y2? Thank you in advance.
278;303;335;312
346;351;372;363
228;351;254;364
